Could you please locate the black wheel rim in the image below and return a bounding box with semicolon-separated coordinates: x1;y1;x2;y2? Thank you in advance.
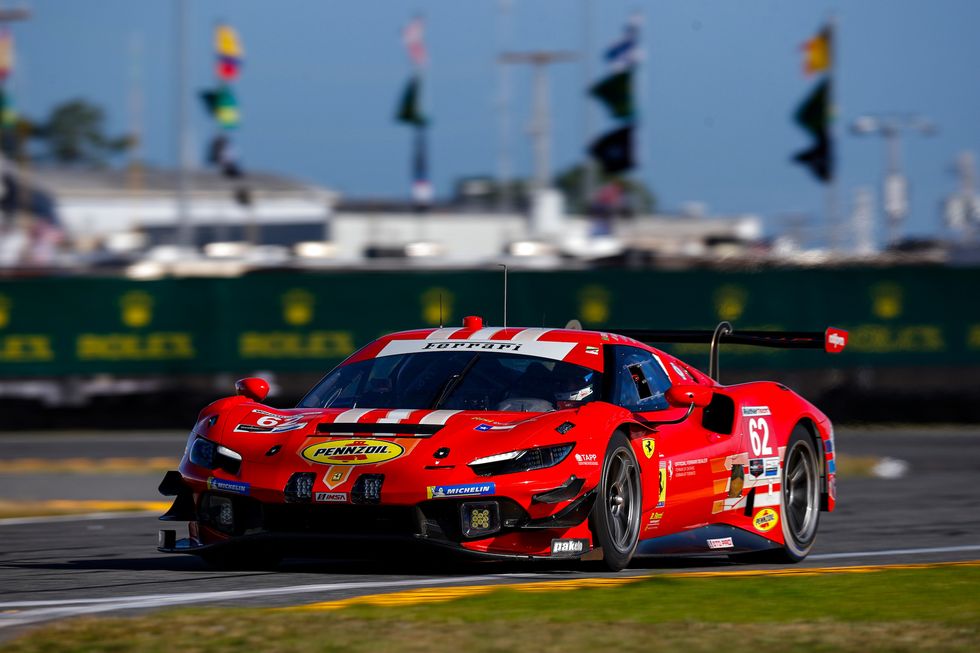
783;440;819;545
605;449;640;553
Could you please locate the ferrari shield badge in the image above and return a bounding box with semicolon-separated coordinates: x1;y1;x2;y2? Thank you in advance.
641;438;656;459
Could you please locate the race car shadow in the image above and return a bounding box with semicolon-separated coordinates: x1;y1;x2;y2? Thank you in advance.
8;551;735;576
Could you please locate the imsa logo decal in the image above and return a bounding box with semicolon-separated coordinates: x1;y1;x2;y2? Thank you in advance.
301;439;404;466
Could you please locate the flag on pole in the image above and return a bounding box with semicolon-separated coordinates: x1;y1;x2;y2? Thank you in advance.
801;26;831;77
791;24;834;183
201;86;239;130
398;17;431;208
794;79;830;139
590;70;634;119
604;14;642;72
0;29;13;82
395;75;427;126
215;24;244;81
0;88;15;128
588;15;640;176
589;126;635;174
403;16;427;68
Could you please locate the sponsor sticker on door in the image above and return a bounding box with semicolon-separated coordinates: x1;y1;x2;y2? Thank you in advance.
753;508;779;532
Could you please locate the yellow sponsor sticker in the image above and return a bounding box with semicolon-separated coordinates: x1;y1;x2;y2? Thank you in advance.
657;460;667;508
301;439;404;466
753;508;779;532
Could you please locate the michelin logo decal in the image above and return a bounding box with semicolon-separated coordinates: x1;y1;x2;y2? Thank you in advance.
426;483;496;499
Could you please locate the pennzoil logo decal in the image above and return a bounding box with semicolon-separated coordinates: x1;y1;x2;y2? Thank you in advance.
753;508;779;532
301;439;405;466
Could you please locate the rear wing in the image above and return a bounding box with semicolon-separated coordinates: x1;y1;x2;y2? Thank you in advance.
612;322;848;381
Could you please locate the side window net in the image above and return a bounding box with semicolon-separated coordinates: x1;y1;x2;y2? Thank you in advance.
627;363;653;400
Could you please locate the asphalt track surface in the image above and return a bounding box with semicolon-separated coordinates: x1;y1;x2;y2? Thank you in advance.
1;427;978;633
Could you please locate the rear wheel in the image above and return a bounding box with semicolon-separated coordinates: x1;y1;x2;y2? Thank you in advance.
590;432;641;571
749;424;821;563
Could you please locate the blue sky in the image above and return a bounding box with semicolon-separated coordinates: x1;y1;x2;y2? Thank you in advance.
11;1;980;242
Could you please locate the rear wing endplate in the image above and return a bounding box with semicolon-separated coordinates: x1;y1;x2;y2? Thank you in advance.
612;322;848;382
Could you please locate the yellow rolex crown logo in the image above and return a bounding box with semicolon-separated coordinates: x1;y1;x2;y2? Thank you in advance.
120;291;153;328
579;285;611;324
714;285;747;322
283;289;315;326
871;282;902;320
0;294;10;329
421;287;454;326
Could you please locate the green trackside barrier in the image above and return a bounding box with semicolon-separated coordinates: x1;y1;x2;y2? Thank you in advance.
0;266;975;377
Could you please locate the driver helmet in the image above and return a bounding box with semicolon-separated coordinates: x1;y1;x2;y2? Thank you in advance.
555;371;596;407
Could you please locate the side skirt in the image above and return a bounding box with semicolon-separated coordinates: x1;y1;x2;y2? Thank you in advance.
636;524;780;556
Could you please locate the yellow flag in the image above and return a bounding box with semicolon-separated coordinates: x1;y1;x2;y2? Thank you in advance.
801;26;831;76
215;24;243;59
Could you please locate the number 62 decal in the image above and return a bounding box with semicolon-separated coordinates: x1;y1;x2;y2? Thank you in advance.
748;417;772;456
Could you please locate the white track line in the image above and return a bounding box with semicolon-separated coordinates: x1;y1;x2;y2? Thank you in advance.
0;576;494;628
809;544;980;560
0;511;160;527
3;543;980;628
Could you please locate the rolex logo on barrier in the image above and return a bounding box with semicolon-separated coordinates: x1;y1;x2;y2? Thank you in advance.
421;287;453;325
714;284;747;321
579;284;611;324
871;282;902;320
283;289;315;326
120;291;153;328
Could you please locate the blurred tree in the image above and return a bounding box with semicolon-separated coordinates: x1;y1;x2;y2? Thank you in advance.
31;100;133;165
554;162;656;216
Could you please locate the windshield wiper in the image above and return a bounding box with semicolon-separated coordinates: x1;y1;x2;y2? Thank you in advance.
430;354;481;409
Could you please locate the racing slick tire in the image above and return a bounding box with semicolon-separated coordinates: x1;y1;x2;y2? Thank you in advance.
739;424;821;564
590;431;642;571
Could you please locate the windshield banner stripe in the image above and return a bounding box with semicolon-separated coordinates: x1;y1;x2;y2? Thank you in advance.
425;328;463;340
467;327;505;340
376;339;577;361
512;328;551;342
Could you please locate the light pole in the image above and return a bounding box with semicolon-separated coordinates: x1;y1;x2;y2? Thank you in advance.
851;113;936;247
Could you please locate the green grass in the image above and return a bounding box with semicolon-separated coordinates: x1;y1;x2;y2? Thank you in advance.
4;566;979;653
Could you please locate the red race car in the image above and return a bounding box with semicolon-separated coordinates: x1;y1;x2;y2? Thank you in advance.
158;316;846;570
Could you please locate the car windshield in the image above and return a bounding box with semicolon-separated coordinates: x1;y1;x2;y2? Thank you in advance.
298;351;602;412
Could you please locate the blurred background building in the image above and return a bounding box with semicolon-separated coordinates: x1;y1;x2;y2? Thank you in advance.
0;1;978;425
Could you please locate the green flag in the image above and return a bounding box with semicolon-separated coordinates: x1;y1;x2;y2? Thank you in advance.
794;79;829;138
590;70;633;120
200;86;239;129
792;79;833;182
396;75;427;126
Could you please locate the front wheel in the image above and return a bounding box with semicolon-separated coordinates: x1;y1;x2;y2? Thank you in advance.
590;432;642;571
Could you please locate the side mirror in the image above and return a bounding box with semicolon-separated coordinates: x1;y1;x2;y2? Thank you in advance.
236;377;270;402
666;383;713;409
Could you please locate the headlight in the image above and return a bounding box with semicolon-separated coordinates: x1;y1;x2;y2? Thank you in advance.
188;437;242;475
469;443;574;476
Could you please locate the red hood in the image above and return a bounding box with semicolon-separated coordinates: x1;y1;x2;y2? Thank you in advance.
194;400;583;473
